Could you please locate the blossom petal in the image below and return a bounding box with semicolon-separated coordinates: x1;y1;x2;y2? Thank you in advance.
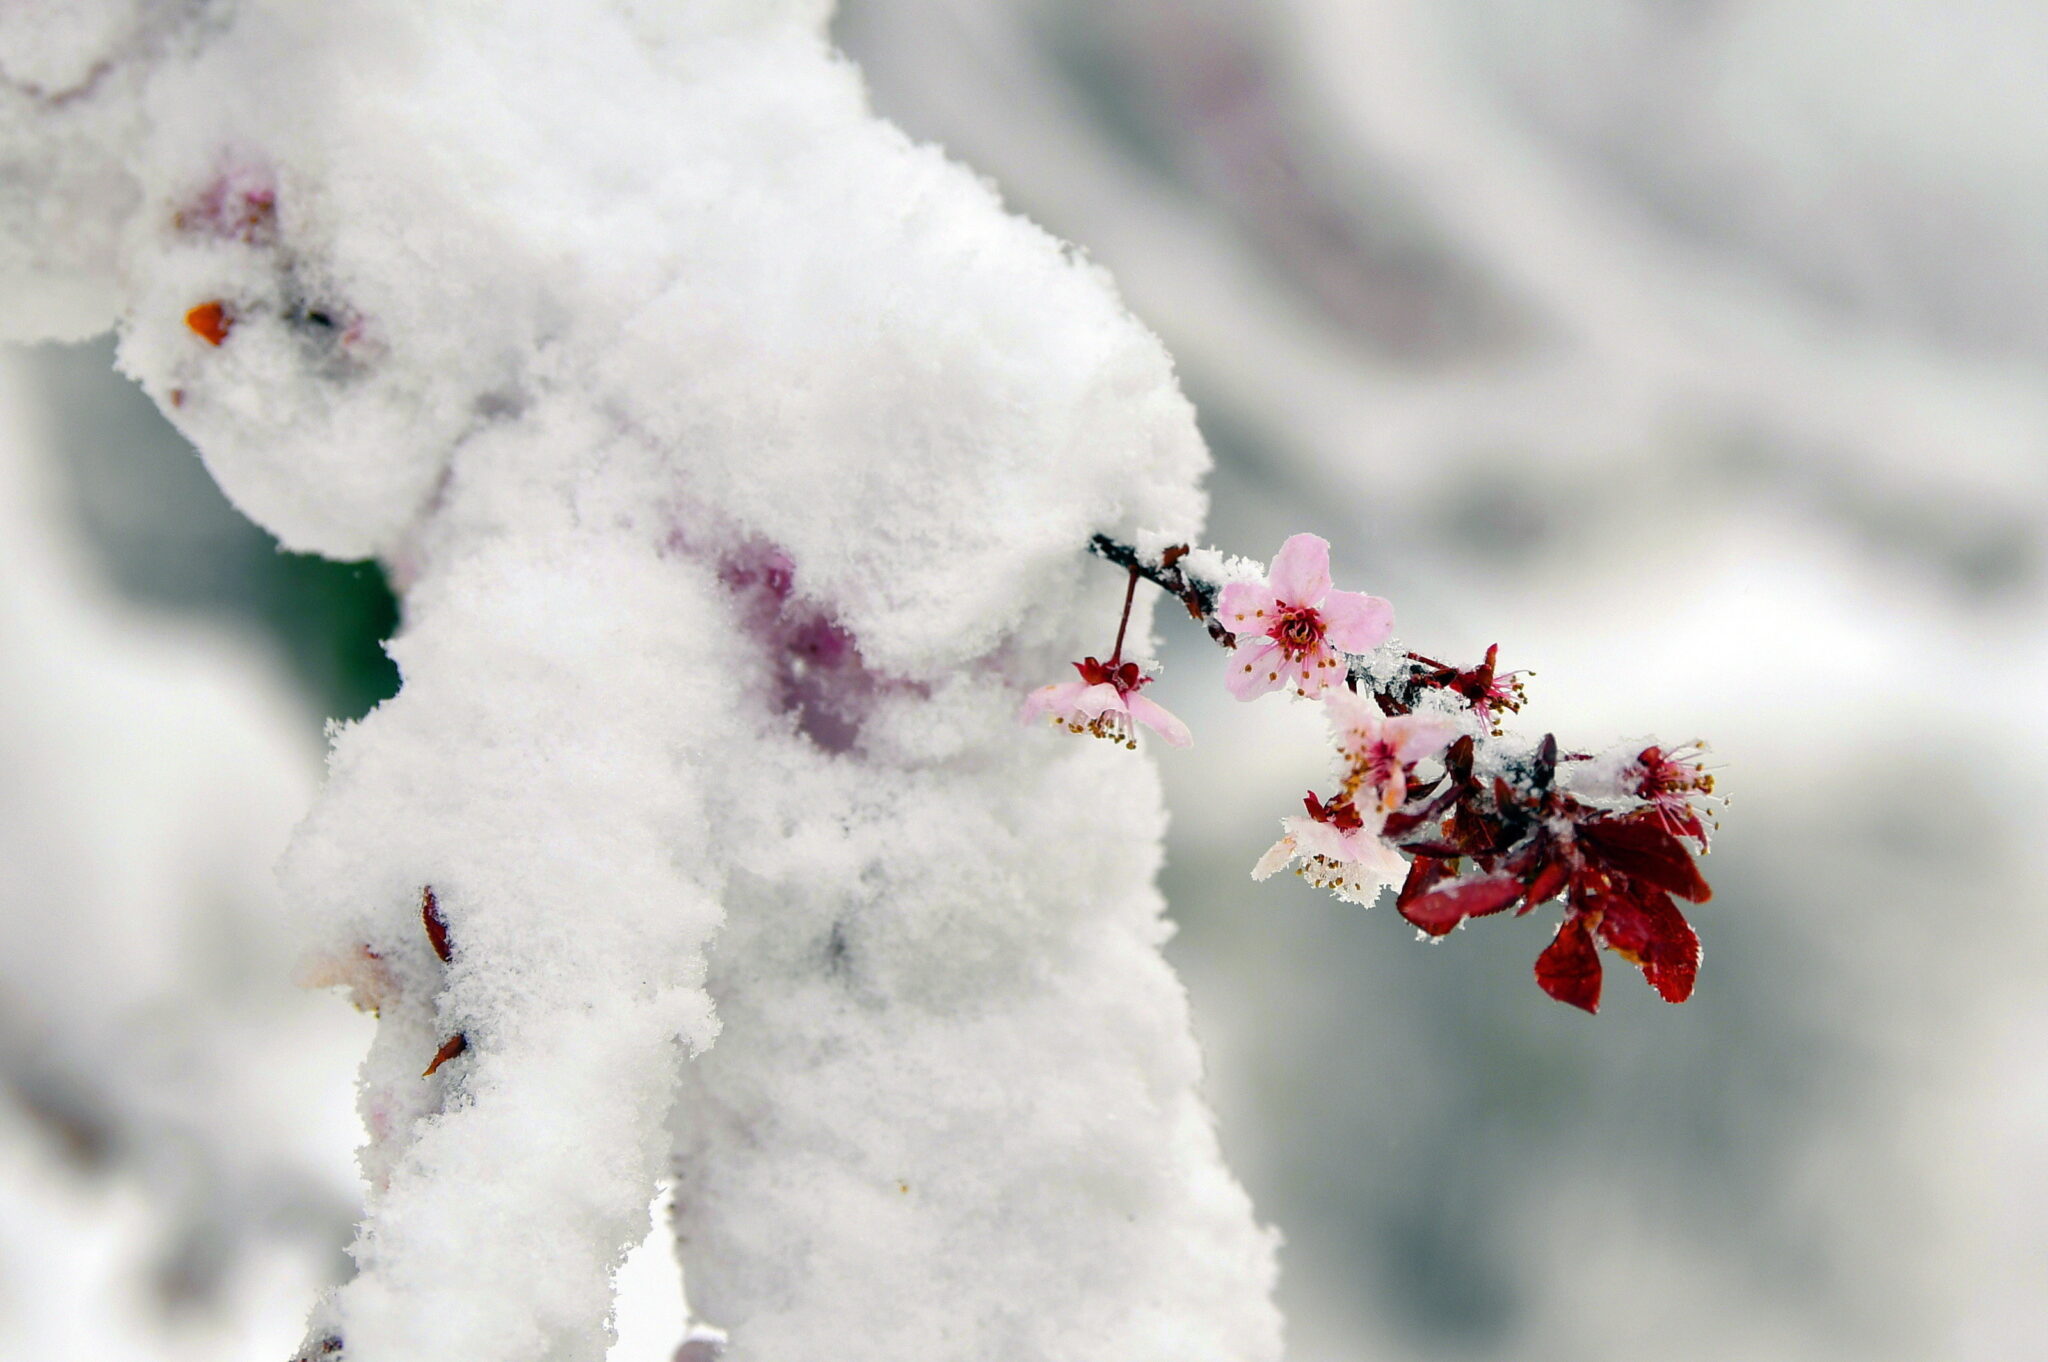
1225;639;1288;701
1125;693;1192;748
1385;715;1460;765
1251;836;1298;880
1288;815;1359;863
1268;533;1332;607
1292;643;1348;698
1535;916;1603;1013
1073;682;1127;720
1319;588;1394;653
1020;680;1090;725
1217;581;1278;631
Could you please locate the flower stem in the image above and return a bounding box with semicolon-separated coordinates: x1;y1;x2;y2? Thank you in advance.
1107;565;1140;665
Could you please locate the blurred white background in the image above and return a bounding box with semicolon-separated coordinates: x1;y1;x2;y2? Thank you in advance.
5;1;2046;1358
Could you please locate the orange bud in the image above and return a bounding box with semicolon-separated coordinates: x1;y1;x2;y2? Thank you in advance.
185;301;231;345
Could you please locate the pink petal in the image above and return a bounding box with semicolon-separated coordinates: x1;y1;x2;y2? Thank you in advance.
1217;581;1278;630
1268;533;1333;607
1347;835;1408;887
1251;835;1298;880
1288;816;1359;863
1225;639;1288;701
1291;643;1347;698
1074;682;1127;720
1125;693;1192;747
1386;715;1460;764
1020;680;1089;724
1319;589;1394;653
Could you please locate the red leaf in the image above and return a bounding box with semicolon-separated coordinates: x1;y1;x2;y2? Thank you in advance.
1399;876;1525;936
1593;890;1701;1003
1637;894;1700;1003
1397;855;1455;908
1535;917;1603;1013
421;885;453;963
1575;816;1712;903
423;1033;467;1077
1523;857;1570;911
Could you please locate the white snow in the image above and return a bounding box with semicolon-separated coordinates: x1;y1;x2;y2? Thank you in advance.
0;2;1283;1359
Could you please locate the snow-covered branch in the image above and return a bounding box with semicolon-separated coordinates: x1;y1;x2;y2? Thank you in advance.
4;3;1284;1359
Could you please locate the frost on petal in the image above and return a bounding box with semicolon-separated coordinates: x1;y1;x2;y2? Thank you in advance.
1126;693;1192;748
1266;533;1332;606
1317;588;1394;654
1289;815;1361;864
1217;580;1278;630
1319;688;1381;738
1251;836;1298;880
1384;715;1460;765
1225;639;1288;701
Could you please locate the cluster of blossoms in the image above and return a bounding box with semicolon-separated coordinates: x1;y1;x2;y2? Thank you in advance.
1024;534;1720;1013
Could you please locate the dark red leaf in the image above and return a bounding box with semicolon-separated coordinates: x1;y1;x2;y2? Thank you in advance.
1397;855;1456;908
1592;890;1701;1003
423;1033;467;1077
1637;894;1700;1003
1444;735;1475;781
1449;802;1503;856
1575;816;1712;903
1535;916;1603;1013
1382;809;1428;838
421;885;453;963
1523;857;1570;911
1399;876;1525;936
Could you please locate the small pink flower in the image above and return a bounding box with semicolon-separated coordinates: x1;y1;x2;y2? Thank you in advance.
1632;742;1719;846
1022;657;1192;749
1252;790;1406;904
1220;534;1393;700
1324;695;1461;812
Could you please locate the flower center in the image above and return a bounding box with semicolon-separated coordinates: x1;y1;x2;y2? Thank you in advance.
1304;791;1364;832
1075;657;1146;692
1274;606;1323;656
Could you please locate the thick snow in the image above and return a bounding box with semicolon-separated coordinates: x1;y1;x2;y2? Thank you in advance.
1;2;1282;1359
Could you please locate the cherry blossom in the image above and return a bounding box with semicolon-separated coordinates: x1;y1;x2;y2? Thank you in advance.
1632;742;1720;845
1324;695;1461;812
1022;657;1192;749
1089;533;1718;1010
1220;534;1392;700
1251;791;1406;904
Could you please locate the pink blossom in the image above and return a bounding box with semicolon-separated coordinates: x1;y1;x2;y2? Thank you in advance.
1632;742;1720;846
1220;534;1393;700
1251;791;1406;904
1323;695;1461;812
1021;657;1192;749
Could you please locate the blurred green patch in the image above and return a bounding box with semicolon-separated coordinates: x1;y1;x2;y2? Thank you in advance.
27;338;401;723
